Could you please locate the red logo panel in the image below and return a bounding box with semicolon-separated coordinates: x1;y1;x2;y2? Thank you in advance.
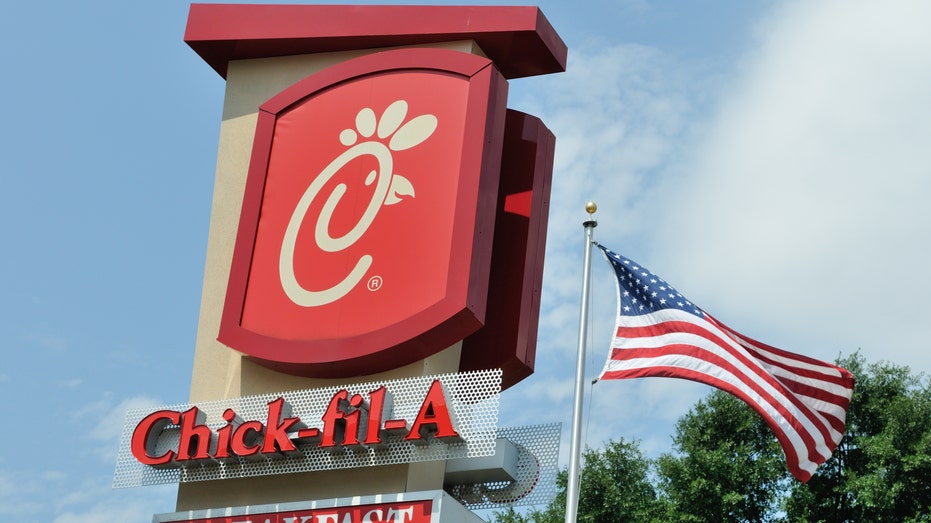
156;500;433;523
219;49;508;376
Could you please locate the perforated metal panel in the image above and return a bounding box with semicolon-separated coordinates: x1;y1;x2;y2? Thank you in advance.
445;423;561;510
113;370;501;488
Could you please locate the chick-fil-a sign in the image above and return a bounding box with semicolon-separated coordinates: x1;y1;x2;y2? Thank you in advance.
219;48;507;377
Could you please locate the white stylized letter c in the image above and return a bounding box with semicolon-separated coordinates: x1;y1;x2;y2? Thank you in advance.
279;142;393;307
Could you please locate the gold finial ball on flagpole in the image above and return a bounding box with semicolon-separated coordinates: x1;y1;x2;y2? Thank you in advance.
585;201;597;215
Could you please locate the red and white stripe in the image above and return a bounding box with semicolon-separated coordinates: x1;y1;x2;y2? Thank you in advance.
600;307;855;482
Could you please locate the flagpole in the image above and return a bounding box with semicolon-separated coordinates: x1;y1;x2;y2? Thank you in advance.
565;202;597;523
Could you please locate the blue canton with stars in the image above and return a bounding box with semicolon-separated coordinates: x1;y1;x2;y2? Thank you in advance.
598;244;705;319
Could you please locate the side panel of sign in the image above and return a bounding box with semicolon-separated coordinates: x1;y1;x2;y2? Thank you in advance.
459;110;555;389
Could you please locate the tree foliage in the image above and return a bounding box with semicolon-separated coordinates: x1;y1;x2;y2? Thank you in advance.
492;352;931;523
784;353;931;522
496;439;665;523
656;389;788;522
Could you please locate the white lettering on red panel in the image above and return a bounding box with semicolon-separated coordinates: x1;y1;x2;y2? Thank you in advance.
161;500;431;523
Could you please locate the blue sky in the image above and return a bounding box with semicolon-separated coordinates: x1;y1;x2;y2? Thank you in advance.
3;1;930;521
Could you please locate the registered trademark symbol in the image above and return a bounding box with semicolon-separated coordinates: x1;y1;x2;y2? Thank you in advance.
367;275;383;291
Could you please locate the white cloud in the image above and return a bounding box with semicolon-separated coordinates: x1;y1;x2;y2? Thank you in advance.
0;466;175;521
23;333;70;352
502;38;713;456
72;394;164;462
0;396;168;520
0;470;43;517
503;0;931;469
647;0;931;371
53;506;151;523
549;44;693;240
584;378;710;455
52;484;177;523
510;39;700;368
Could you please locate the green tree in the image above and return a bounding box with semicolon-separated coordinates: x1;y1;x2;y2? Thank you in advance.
784;353;931;522
574;439;666;523
655;389;788;522
494;439;665;523
493;353;931;523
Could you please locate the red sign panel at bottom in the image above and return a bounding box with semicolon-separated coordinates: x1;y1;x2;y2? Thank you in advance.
161;500;432;523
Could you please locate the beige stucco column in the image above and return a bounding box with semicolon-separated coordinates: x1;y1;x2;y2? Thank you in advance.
177;41;485;512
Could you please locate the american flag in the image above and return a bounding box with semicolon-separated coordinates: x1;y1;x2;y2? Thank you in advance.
596;244;854;482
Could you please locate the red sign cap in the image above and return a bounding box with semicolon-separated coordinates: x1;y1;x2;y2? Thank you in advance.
184;4;567;80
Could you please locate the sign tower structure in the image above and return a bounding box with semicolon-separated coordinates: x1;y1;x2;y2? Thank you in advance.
126;4;566;517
